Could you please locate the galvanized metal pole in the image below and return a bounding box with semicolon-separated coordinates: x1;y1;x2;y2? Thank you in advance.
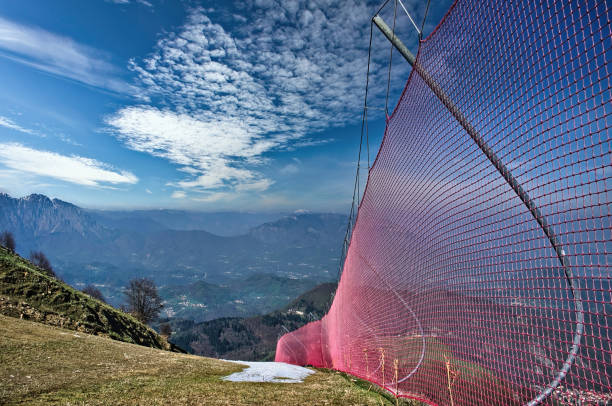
373;15;416;65
372;14;584;406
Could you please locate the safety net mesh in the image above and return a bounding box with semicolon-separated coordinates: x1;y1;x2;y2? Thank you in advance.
276;0;611;404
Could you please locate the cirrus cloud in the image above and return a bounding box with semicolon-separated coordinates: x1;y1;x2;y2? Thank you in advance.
0;115;38;136
0;16;134;94
0;143;138;187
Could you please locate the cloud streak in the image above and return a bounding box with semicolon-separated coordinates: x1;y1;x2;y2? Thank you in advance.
0;115;38;135
106;0;153;6
0;143;138;187
0;16;134;94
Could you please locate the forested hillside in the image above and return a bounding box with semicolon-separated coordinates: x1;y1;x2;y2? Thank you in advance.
169;283;337;360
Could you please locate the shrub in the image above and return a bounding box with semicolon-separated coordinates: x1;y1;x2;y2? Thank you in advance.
82;285;106;303
0;231;15;252
29;251;56;278
160;323;172;337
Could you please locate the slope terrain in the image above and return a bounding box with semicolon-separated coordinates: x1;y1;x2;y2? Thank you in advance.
0;314;417;405
0;246;169;350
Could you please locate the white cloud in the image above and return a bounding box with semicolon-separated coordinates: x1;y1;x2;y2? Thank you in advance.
234;178;274;192
290;138;335;149
171;190;186;199
107;0;153;6
127;8;373;134
0;143;138;187
280;163;299;175
0;16;134;94
191;191;233;203
109;2;416;199
0;116;38;135
106;106;274;192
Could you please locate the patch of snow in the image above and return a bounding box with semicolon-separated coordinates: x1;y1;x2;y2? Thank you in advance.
221;361;314;383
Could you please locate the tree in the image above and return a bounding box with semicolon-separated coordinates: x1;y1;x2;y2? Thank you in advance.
159;322;172;338
29;251;56;278
0;231;15;252
124;278;163;324
82;285;106;303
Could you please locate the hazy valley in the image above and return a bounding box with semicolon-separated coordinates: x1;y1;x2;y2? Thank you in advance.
0;193;345;331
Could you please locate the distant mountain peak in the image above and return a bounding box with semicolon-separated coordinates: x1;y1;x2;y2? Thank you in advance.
0;192;101;244
51;198;78;209
249;212;347;247
24;193;52;203
293;209;312;214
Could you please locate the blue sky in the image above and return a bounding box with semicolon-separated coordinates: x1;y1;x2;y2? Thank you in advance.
0;0;452;211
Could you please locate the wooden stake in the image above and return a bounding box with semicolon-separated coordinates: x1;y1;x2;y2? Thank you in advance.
394;358;399;405
444;354;456;406
379;347;385;387
363;348;369;379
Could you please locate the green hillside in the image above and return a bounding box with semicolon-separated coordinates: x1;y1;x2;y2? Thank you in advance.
0;246;169;350
0;315;416;405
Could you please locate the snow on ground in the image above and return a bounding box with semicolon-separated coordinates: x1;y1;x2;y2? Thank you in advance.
222;361;315;383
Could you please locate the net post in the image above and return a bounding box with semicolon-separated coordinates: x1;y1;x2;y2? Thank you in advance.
379;347;385;388
393;358;399;400
363;348;369;379
372;15;416;66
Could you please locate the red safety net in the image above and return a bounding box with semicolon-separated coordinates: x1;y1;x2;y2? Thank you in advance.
276;0;611;404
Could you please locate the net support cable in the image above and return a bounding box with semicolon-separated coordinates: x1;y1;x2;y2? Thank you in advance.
372;14;585;406
397;0;422;36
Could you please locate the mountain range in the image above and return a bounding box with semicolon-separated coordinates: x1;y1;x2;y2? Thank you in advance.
0;193;346;320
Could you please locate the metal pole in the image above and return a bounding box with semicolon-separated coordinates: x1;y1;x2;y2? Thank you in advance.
372;14;584;406
373;15;416;65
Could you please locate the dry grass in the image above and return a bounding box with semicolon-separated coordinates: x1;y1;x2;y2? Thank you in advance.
0;315;418;405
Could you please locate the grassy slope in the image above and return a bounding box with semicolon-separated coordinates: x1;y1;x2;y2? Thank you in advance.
0;315;418;405
0;246;168;350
